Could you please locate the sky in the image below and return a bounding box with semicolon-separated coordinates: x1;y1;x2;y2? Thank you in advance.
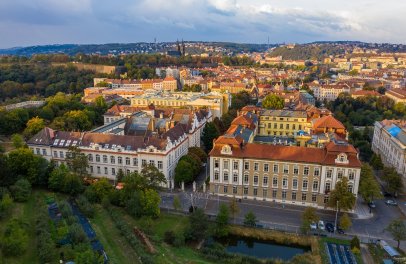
0;0;406;48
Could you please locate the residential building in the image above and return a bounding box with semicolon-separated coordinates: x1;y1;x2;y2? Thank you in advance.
385;89;406;104
311;84;351;101
372;120;406;179
258;110;311;137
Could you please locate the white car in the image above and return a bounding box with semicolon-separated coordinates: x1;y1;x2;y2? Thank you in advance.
310;222;317;230
318;220;325;230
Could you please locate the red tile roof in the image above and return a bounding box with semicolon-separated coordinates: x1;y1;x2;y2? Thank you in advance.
313;116;345;130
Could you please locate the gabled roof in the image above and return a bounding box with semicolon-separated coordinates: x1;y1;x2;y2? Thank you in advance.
27;127;55;146
313;115;345;130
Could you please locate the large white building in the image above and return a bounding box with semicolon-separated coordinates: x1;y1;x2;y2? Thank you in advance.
310;84;351;101
27;109;211;188
372;120;406;179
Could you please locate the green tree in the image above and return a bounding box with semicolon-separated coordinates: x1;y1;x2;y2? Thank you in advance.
62;110;92;131
350;236;360;250
188;147;207;163
74;249;104;264
23;117;45;138
1;219;28;256
348;69;359;76
359;164;382;203
229;197;240;224
140;188;161;218
10;178;31;202
89;178;114;202
63;173;84;196
48;164;70;191
122;172;148;198
0;193;13;219
386;219;406;249
339;213;352;230
11;134;25;149
244;211;257;227
173;195;181;211
202;122;220;152
214;203;230;237
186;208;209;241
327;177;356;213
66;147;89;178
69;223;88;245
175;160;194;185
370;154;384;170
141;164;167;189
383;167;403;196
262;94;284;109
301;207;319;234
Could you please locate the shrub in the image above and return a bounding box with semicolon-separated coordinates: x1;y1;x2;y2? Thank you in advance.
76;195;94;218
36;209;55;262
1;219;28;256
59;201;73;218
350;236;360;250
164;231;175;245
10;178;32;202
69;223;88;245
0;193;13;219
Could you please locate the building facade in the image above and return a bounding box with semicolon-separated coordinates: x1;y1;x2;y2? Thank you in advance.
258;110;311;137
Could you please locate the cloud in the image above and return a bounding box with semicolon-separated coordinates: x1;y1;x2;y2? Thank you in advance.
0;0;405;48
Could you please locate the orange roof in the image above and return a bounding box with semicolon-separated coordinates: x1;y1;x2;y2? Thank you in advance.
352;90;381;96
231;115;254;127
164;76;176;81
313;116;345;130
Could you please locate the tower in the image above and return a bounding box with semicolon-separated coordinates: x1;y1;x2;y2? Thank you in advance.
182;39;185;56
177;39;181;53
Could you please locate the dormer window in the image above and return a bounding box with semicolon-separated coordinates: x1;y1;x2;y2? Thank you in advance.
335;153;349;164
221;145;232;155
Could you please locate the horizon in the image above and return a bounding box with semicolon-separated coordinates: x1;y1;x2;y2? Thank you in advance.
1;0;406;49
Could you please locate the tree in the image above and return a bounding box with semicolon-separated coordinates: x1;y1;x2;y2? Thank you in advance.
327;177;356;213
0;193;13;219
175;160;194;185
48;164;70;191
359;164;382;203
386;219;406;249
350;236;360;250
382;167;403;196
262;94;284;109
186;208;209;241
11;134;25;149
214;203;230;237
23;117;45;138
141;164;167;189
89;178;114;202
74;249;104;264
370;154;384;170
229;197;240;224
139;188;161;218
69;223;88;245
301;207;319;234
1;219;28;256
10;178;32;202
244;211;257;227
173;195;181;211
188;147;207;163
122;172;148;199
339;213;352;230
63;173;84;196
66;147;89;178
202;122;220;152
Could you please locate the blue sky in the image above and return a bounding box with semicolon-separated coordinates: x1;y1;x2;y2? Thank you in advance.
0;0;405;48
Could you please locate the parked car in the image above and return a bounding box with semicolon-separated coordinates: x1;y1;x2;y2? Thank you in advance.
368;201;376;208
318;220;325;230
326;223;335;233
385;200;398;206
310;222;317;230
336;227;345;234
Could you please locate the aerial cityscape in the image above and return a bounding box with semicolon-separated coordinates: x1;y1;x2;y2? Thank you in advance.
0;1;406;264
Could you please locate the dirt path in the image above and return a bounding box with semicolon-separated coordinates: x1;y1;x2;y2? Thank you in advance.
361;244;375;264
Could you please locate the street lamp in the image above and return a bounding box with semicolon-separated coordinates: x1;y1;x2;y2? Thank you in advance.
334;200;339;234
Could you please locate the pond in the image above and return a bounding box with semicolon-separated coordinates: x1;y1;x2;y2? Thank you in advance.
215;235;310;261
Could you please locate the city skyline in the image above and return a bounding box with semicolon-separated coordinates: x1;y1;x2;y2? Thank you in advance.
1;0;406;49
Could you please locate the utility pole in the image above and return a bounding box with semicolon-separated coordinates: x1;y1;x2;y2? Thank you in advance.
334;200;339;233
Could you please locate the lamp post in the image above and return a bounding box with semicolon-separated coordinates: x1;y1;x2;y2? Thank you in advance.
334;200;339;234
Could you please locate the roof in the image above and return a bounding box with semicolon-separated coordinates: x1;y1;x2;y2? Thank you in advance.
27;127;55;145
313;115;345;130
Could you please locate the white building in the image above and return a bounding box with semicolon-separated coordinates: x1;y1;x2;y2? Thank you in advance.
311;84;351;101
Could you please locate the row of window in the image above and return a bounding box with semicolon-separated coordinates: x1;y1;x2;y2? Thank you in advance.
87;154;163;169
89;166;135;176
261;117;305;122
266;123;303;130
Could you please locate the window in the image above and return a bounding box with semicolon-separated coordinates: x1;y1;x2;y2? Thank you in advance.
214;160;219;168
233;186;237;194
303;166;309;175
90;166;93;173
324;196;329;204
112;168;116;175
263;176;268;186
95;154;100;162
60;151;64;158
233;172;238;183
337;170;343;179
286;124;290;129
263;189;268;198
292;192;297;200
279;123;283;129
126;157;130;165
233;161;239;170
292;179;298;189
223;171;229;182
348;184;353;193
244;174;249;184
272;177;278;187
312;194;317;202
313;181;319;191
293;166;299;175
224;186;228;193
283;165;289;174
97;166;101;174
142;159;147;166
223;160;229;170
35;148;40;155
41;149;47;155
272;190;277;198
244;162;249;170
254;162;259;171
349;171;355;180
273;164;278;173
214;171;219;180
53;151;58;158
282;191;287;200
149;160;155;166
302;180;308;190
158;161;163;169
282;178;288;188
253;175;258;185
302;193;307;201
103;155;107;163
133;158;138;166
314;168;320;176
118;157;122;164
253;188;258;196
326;169;332;178
126;169;130;174
87;154;92;161
325;182;331;192
104;167;108;174
110;156;115;164
264;164;269;172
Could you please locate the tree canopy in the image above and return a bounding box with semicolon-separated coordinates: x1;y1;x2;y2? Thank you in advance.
262;94;284;109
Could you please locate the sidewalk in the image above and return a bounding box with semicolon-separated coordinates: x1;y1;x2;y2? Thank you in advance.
354;197;374;220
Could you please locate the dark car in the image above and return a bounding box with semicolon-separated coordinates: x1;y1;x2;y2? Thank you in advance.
326;223;335;233
368;201;376;208
336;227;345;234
